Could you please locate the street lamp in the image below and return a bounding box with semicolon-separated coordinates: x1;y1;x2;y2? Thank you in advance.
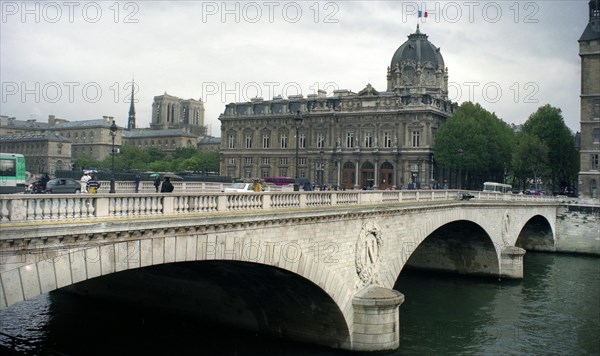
109;120;118;193
457;148;463;190
294;110;303;191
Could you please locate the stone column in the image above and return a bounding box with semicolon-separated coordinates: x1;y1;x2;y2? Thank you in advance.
354;158;360;189
500;246;526;279
336;158;341;188
352;286;405;351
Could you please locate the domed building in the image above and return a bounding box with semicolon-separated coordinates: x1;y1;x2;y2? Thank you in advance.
387;25;449;98
219;26;457;189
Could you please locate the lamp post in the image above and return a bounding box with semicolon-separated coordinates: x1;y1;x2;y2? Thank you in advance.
294;110;303;191
457;148;463;190
109;120;117;193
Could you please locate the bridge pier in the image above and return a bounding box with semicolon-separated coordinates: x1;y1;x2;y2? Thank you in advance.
500;246;526;279
352;286;405;351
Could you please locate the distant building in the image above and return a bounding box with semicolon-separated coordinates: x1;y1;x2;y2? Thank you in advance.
0;114;119;162
578;0;600;199
219;26;456;189
151;93;206;135
0;89;217;172
0;131;72;175
121;128;198;155
197;136;221;151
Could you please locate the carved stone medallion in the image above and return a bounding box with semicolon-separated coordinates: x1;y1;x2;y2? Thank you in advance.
355;221;383;288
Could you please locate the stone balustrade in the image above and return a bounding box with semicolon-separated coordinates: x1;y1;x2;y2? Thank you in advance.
0;190;556;224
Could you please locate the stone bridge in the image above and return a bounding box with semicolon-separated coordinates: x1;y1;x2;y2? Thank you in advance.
0;190;558;351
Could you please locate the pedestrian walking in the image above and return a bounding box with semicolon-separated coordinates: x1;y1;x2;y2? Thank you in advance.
153;176;161;192
80;172;91;194
134;175;141;193
87;175;100;194
160;176;174;193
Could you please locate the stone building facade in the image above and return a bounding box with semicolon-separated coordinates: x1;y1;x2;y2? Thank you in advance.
121;128;199;155
579;0;600;200
219;26;456;189
0;132;72;175
0;115;122;163
0;89;215;174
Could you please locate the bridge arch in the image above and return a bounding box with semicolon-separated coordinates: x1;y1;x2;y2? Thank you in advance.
65;260;352;348
399;220;500;278
0;235;355;348
515;215;555;252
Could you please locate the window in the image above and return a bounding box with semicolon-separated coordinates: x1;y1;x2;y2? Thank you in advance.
228;135;235;149
245;157;253;165
280;157;288;165
279;168;288;176
593;128;600;144
364;132;372;148
245;134;252;149
384;132;392;148
298;157;306;165
262;134;270;148
299;133;306;148
412;131;420;147
346;132;354;148
593;99;600;118
592;154;599;170
317;133;324;148
280;134;288;148
228;158;235;165
261;157;270;165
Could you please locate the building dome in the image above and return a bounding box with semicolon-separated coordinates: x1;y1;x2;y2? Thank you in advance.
390;25;444;70
386;25;448;98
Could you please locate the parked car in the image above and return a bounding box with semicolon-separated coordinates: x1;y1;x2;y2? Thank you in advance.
224;183;254;192
44;178;81;194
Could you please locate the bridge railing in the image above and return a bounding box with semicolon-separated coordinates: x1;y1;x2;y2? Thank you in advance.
0;190;557;223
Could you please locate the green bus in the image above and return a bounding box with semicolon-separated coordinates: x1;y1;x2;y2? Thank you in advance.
0;153;27;194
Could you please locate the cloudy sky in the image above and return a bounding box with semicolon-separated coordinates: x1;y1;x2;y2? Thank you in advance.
0;1;588;136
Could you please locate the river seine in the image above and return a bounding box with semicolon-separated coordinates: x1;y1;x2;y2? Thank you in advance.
0;252;598;355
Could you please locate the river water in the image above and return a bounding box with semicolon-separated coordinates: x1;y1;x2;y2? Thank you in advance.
0;252;598;355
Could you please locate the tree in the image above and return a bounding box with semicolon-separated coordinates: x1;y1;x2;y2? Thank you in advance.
74;156;102;171
434;102;515;189
512;133;550;191
114;145;151;171
521;105;578;192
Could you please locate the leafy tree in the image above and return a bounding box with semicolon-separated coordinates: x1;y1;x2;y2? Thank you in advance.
74;156;103;171
147;147;166;163
173;147;198;160
148;160;173;172
114;145;151;171
434;102;515;189
521;105;578;192
512;133;550;191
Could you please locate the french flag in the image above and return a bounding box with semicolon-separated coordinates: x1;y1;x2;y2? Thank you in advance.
418;10;428;18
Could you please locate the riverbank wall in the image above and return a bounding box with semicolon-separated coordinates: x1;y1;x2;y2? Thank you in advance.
554;201;600;255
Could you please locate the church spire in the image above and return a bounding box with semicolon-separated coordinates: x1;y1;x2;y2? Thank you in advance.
128;79;136;130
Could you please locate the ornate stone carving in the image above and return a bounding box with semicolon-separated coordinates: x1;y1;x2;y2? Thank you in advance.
355;221;383;288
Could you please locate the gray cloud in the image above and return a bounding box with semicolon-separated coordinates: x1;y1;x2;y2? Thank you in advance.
0;1;587;134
